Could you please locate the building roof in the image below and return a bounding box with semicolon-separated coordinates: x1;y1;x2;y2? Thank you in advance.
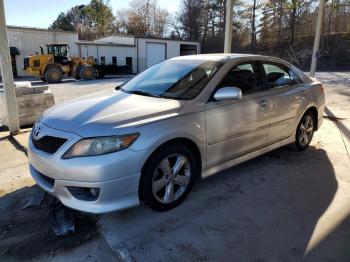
76;41;135;47
96;34;200;44
7;25;78;35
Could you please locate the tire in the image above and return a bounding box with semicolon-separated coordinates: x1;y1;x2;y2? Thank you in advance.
95;69;105;79
295;111;315;151
139;143;198;212
79;65;94;80
45;67;63;83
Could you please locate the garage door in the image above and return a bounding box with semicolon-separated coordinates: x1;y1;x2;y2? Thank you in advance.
146;43;166;68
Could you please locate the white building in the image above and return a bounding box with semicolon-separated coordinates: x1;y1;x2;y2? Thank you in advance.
5;26;79;77
79;36;200;74
4;25;200;77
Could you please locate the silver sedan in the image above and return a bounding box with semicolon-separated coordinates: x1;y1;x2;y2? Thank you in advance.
28;54;325;213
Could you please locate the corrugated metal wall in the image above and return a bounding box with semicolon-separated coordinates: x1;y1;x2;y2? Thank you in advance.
78;44;137;73
2;27;200;78
5;26;79;77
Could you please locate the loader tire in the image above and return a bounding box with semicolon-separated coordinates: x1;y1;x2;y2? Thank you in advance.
79;65;94;80
45;67;63;83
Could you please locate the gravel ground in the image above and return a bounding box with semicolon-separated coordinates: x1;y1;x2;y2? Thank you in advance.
0;72;349;262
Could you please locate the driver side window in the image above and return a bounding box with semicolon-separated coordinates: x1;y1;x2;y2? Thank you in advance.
218;62;261;95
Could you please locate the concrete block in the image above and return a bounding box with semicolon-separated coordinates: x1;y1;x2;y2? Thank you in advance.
0;86;55;127
34;85;49;94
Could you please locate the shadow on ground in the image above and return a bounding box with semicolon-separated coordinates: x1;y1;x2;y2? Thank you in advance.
0;186;99;261
0;146;348;261
100;146;348;261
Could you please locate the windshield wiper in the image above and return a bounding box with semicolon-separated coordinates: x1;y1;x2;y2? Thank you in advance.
124;90;162;98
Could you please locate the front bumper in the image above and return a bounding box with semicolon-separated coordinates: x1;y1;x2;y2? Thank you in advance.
29;164;141;213
28;122;152;213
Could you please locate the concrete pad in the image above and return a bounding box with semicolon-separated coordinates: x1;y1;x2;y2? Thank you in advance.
312;119;348;155
338;119;350;156
0;75;349;261
0;132;32;197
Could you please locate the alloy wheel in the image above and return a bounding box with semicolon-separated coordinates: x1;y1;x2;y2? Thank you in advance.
298;114;314;147
152;154;191;204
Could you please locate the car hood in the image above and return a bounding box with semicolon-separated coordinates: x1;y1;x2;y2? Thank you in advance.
41;89;185;137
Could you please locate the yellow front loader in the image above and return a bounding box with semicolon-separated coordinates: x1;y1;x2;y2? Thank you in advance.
23;44;103;83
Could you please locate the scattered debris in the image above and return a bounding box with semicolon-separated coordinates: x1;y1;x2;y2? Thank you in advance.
0;230;7;239
22;186;46;209
49;198;75;236
21;186;76;236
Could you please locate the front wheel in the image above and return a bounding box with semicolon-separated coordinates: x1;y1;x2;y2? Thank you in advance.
295;111;315;151
139;144;198;212
45;67;63;83
79;65;94;80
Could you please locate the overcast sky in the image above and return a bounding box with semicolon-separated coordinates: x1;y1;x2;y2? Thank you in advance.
4;0;181;28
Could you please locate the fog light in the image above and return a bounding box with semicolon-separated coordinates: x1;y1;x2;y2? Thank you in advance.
67;187;100;201
90;188;100;197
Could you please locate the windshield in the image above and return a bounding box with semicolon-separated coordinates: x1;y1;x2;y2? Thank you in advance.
47;45;69;57
122;60;223;100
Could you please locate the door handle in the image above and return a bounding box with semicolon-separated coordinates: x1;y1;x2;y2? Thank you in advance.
259;99;269;108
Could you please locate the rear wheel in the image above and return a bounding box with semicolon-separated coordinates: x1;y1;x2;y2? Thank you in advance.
45;67;63;83
79;65;94;80
139;144;198;212
295;111;315;151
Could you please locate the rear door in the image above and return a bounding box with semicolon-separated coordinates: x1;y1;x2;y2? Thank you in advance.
259;61;309;144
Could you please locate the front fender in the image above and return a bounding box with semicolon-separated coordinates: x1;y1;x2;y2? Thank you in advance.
129;111;207;171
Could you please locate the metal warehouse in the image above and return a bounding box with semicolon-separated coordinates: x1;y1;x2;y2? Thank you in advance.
4;25;200;77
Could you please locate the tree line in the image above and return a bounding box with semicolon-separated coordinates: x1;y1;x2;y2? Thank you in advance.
50;0;350;54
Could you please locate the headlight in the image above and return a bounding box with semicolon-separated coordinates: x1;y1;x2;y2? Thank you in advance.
63;133;139;159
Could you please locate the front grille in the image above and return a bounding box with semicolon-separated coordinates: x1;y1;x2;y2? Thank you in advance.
31;134;67;154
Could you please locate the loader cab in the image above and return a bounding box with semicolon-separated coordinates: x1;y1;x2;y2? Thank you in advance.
47;44;70;65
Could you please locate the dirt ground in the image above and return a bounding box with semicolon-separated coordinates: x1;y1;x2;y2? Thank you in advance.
0;72;349;261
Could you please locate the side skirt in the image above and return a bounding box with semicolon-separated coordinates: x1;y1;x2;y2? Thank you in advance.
202;136;295;178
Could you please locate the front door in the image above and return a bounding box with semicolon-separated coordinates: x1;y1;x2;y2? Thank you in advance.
205;62;270;169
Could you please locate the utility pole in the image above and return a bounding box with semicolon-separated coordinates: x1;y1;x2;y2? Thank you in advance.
310;0;326;77
0;0;19;134
224;0;233;53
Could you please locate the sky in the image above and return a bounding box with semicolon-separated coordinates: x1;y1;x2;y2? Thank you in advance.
4;0;181;28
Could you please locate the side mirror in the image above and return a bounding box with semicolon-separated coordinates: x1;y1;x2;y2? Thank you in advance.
213;87;242;101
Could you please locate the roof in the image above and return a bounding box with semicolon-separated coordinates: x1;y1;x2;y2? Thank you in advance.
7;25;78;35
170;53;260;61
95;34;200;44
135;36;199;44
76;41;135;47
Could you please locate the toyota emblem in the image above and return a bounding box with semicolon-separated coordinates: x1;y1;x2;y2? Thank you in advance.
32;124;41;140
